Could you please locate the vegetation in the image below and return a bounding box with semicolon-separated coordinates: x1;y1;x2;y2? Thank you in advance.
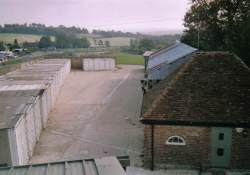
39;36;53;48
0;23;88;36
181;0;250;65
55;33;90;49
114;52;144;65
0;41;5;51
0;59;23;66
92;29;138;38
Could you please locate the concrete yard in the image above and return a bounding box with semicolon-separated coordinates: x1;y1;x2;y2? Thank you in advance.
30;65;144;166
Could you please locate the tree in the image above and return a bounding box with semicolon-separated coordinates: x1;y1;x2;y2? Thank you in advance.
181;0;250;65
105;40;110;47
39;36;53;48
138;38;154;54
13;39;20;49
0;42;5;51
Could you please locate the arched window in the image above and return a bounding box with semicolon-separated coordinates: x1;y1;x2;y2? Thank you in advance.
166;136;186;145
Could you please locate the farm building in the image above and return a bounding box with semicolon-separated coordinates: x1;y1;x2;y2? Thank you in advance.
82;57;116;71
141;52;250;170
0;156;127;175
0;59;70;166
142;43;197;89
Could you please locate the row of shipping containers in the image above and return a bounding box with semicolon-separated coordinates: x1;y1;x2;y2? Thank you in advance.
0;59;71;166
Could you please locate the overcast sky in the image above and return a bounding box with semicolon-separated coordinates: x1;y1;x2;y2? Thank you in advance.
0;0;189;33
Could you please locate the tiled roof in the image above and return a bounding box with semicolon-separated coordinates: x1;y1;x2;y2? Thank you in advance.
142;52;250;127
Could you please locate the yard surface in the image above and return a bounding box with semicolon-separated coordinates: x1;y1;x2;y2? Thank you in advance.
31;65;144;166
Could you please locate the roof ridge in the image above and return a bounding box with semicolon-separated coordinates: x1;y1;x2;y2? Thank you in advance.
144;54;196;117
149;43;179;58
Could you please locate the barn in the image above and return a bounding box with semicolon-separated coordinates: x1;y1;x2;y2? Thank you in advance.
0;59;70;166
143;43;197;86
141;52;250;170
82;57;116;71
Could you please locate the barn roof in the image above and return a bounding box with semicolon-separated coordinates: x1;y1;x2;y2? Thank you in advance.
0;156;127;175
141;52;250;127
147;43;197;70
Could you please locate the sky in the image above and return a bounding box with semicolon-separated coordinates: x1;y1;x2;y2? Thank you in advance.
0;0;190;33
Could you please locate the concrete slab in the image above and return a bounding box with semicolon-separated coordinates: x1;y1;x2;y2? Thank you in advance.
30;65;144;167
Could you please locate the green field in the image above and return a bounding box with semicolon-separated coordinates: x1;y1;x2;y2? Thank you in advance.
114;52;144;65
78;34;134;47
0;33;55;44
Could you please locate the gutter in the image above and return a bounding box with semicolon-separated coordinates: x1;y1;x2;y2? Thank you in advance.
140;119;250;128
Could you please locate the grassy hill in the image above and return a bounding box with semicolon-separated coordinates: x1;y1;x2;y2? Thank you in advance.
0;33;133;48
0;33;55;44
78;34;133;47
0;33;42;43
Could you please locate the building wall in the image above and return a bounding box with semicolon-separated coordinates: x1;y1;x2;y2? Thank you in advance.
230;128;250;169
144;125;210;169
144;125;250;170
0;130;11;166
147;56;190;80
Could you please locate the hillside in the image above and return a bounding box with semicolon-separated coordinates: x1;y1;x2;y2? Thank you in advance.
0;33;43;44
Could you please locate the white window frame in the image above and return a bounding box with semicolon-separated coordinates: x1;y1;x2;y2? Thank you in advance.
166;136;186;146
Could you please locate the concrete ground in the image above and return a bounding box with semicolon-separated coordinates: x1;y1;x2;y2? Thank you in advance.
30;65;144;166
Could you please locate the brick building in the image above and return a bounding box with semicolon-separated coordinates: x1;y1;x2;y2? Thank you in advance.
141;52;250;170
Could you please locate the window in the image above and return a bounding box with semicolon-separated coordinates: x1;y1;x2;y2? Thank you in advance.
166;136;186;146
217;148;224;156
218;133;224;140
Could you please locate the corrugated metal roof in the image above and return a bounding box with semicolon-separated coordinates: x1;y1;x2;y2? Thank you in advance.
147;43;197;70
0;157;126;175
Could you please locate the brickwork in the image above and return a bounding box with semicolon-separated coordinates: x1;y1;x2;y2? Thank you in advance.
144;125;210;169
144;125;250;169
230;128;250;169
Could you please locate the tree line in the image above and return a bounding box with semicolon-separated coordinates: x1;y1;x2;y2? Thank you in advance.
181;0;250;66
0;23;89;36
26;34;90;49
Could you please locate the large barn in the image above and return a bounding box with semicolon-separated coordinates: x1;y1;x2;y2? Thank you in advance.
141;52;250;170
144;43;197;81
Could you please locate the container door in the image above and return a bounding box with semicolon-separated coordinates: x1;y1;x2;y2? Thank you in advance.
210;127;232;167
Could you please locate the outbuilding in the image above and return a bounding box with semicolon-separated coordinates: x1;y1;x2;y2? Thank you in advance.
143;43;197;89
141;52;250;170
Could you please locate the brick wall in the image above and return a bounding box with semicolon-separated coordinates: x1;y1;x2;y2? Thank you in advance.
230;128;250;169
144;125;250;170
144;125;210;169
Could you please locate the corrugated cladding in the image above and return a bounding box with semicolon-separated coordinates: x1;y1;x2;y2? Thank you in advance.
147;43;197;80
